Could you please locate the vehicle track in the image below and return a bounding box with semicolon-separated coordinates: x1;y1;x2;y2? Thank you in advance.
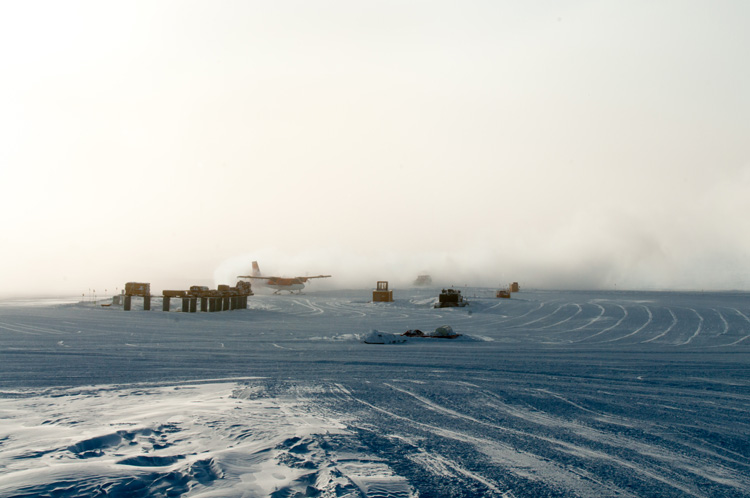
641;308;678;343
604;305;653;343
679;308;705;346
575;304;628;342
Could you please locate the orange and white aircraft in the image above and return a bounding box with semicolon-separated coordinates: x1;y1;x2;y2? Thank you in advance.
238;261;331;294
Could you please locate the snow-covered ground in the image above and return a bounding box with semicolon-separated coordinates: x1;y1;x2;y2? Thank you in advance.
1;288;749;497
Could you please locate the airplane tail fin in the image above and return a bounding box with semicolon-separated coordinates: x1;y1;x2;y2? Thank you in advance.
252;261;261;277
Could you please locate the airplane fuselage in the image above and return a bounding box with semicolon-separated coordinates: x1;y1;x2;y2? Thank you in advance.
260;277;308;294
237;263;330;295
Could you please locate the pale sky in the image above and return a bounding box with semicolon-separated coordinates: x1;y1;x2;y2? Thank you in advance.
1;0;749;297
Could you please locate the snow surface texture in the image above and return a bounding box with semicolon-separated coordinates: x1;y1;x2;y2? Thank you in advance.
1;288;749;497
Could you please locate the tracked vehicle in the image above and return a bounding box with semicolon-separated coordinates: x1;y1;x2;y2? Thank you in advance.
434;289;468;308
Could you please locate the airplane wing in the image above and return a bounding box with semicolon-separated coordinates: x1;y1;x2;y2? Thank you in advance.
237;275;331;280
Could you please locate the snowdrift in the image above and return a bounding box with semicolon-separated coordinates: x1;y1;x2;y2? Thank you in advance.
363;329;407;344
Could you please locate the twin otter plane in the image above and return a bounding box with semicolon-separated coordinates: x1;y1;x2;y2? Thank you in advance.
238;261;331;294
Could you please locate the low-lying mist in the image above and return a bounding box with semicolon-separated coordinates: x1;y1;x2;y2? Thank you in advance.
212;240;750;293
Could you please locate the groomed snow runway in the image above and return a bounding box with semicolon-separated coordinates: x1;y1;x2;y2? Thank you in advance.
1;288;749;497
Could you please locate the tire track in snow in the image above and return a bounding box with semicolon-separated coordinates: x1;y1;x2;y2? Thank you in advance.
503;303;568;330
0;321;67;336
722;309;750;346
290;299;325;315
0;321;44;336
443;301;543;331
570;304;606;331
485;300;508;311
493;302;545;324
218;379;750;497
353;383;637;497
575;305;628;342
394;383;743;497
678;309;704;346
531;388;604;417
704;309;734;349
717;309;730;336
324;300;368;317
376;384;708;498
407;448;513;497
605;305;653;343
349;394;509;496
379;385;690;497
641;309;678;343
519;387;750;481
513;304;568;329
539;304;582;330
